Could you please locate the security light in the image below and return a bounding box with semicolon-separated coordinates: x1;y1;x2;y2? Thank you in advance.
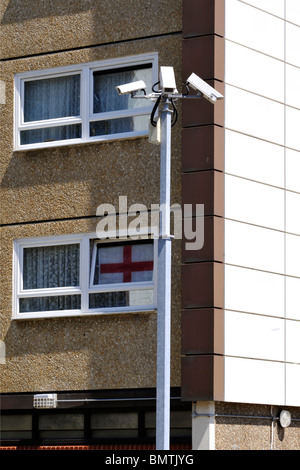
279;410;291;428
186;72;224;103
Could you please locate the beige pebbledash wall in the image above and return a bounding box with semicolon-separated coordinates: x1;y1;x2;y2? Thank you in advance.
0;36;182;225
193;402;300;450
0;1;183;393
1;220;182;393
215;403;300;450
0;0;182;60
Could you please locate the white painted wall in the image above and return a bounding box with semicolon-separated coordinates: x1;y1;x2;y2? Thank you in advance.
224;0;300;406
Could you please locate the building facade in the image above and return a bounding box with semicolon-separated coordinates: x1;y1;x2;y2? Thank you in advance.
0;0;300;450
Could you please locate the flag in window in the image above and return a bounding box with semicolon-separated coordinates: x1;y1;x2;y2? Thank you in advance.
94;242;154;285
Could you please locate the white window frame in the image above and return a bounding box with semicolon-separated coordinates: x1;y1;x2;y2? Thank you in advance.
13;232;157;320
14;53;158;151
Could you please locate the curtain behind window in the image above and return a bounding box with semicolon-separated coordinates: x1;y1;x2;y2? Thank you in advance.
22;74;81;144
20;244;80;312
92;65;152;135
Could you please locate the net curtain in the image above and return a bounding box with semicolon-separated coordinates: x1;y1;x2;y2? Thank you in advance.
21;244;80;312
22;74;81;144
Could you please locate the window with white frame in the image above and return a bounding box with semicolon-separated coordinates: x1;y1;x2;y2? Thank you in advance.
14;53;158;150
13;233;156;319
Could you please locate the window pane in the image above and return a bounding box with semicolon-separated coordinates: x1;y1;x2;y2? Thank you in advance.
20;124;81;145
91;412;138;439
19;295;81;313
89;291;127;308
39;413;84;439
1;414;32;430
23;244;80;289
0;414;32;440
145;411;192;439
90;115;148;137
91;412;138;429
93;241;153;285
24;75;80;122
89;289;154;309
93;65;152;114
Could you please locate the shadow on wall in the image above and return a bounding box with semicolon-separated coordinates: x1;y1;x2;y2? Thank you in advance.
1;0;93;23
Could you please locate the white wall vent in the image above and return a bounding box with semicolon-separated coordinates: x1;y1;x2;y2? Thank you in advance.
33;393;57;409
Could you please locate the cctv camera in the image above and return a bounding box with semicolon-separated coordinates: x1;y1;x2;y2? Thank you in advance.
160;66;177;94
115;80;147;96
186;73;223;103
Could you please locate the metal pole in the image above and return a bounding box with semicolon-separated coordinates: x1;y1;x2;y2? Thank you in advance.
156;98;172;450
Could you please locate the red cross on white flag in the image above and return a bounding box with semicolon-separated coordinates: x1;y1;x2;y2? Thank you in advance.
95;242;153;284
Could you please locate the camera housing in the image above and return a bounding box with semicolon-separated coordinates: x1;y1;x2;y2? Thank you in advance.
186;73;223;103
115;80;147;96
160;66;177;94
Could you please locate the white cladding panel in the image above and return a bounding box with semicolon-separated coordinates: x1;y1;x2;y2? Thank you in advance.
224;0;300;406
224;357;285;405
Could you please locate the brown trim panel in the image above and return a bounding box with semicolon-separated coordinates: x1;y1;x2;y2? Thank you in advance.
182;170;224;217
182;309;224;355
0;388;182;410
182;125;224;173
183;0;225;38
182;215;224;263
181;0;225;402
181;355;224;402
182;35;225;82
182;262;224;310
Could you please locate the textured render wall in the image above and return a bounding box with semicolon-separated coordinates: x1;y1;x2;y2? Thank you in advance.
0;218;182;393
1;69;181;393
215;402;300;450
223;0;300;406
0;1;183;393
0;36;182;225
0;0;182;59
192;401;300;450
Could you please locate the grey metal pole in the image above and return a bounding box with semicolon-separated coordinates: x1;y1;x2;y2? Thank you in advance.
156;98;172;450
116;67;222;450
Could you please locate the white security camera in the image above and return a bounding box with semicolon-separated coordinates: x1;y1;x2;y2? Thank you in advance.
186;73;223;103
160;66;177;94
115;80;147;96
